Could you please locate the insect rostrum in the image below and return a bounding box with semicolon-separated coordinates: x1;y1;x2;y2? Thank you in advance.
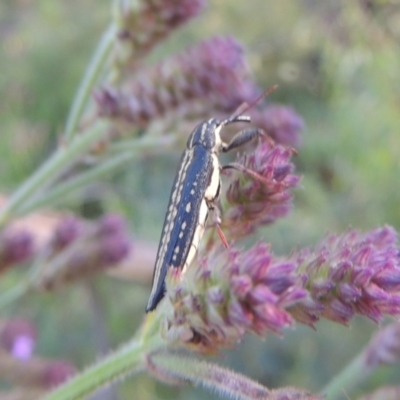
146;114;263;312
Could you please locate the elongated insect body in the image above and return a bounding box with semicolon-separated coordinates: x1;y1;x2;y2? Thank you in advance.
146;115;262;312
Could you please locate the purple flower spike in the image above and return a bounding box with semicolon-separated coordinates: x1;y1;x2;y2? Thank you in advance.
96;36;255;130
114;0;205;69
292;226;400;325
0;319;37;360
163;243;307;353
221;140;300;241
160;224;400;353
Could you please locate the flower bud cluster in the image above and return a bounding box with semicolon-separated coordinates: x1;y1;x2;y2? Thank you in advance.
36;214;131;290
113;0;205;70
162;224;400;353
291;226;400;325
220;139;300;241
162;243;307;353
0;229;34;273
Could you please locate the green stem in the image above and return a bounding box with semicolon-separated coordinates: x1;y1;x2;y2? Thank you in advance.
0;23;116;225
18;135;176;215
0;281;30;309
64;24;116;142
43;315;163;400
43;339;143;400
0;121;106;227
108;134;175;153
148;351;272;400
320;352;369;400
19;153;132;215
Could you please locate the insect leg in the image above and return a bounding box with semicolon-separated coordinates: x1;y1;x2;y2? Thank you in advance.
222;129;276;183
221;162;270;184
222;128;265;153
206;200;229;248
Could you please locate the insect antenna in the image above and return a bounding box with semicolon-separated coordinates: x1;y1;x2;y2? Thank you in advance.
220;84;279;127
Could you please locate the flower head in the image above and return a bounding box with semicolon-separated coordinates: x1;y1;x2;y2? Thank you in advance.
160;226;400;353
162;243;307;353
220;139;300;241
290;226;400;325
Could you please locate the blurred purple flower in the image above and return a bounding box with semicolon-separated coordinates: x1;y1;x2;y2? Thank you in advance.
95;36;256;130
0;319;37;360
42;360;76;388
250;105;305;147
37;214;131;291
99;234;131;265
114;0;205;68
96;214;131;265
365;322;400;367
0;229;35;272
52;216;83;250
97;213;126;237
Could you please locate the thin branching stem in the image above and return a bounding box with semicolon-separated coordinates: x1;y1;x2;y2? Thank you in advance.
18;135;176;215
64;25;116;142
0;121;107;227
42;314;164;400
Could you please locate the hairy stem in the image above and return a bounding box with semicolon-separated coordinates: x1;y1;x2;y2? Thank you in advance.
18;135;175;215
42;314;163;400
147;350;272;400
320;352;368;400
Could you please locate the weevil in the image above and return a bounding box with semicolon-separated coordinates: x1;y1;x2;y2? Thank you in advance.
146;109;266;312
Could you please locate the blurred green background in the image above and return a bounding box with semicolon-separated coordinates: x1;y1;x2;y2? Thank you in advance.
1;1;400;399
